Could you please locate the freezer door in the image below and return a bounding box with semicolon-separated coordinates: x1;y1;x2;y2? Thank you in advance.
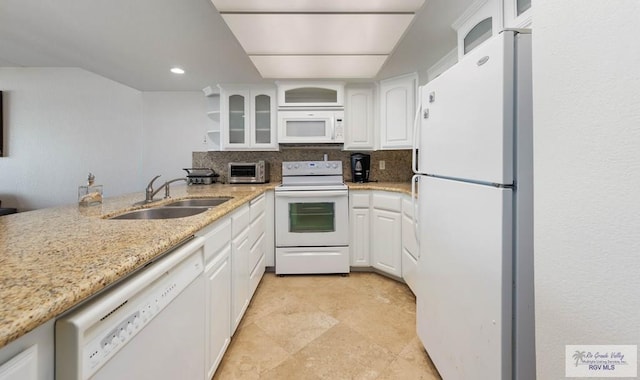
416;176;513;380
419;31;515;185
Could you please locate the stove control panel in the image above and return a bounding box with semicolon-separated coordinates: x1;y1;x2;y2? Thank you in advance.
282;161;342;176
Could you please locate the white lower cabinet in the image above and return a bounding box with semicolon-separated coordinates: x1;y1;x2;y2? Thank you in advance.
401;196;419;294
198;218;232;379
371;209;402;277
350;190;407;279
249;234;266;296
231;205;251;335
205;245;231;379
0;321;53;380
350;192;371;267
249;194;266;298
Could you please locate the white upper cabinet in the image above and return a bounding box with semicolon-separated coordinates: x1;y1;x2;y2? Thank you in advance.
219;85;277;151
379;73;417;150
277;82;345;108
344;86;375;150
452;0;503;60
203;86;222;151
503;0;532;28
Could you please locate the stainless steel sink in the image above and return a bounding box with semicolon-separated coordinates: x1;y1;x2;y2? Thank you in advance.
164;197;231;208
110;207;209;220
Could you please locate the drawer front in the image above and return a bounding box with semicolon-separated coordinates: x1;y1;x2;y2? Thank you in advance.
249;212;266;255
231;205;250;238
199;219;232;265
372;192;402;212
250;194;266;221
350;192;370;208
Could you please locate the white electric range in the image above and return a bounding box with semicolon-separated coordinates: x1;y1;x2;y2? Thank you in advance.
274;161;349;275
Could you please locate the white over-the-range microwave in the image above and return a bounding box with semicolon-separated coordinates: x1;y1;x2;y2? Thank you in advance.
277;110;345;143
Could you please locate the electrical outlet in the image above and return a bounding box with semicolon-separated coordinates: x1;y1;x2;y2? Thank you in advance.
379;160;386;170
202;134;208;144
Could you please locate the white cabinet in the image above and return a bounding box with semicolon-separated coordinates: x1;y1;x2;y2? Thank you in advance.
248;194;266;297
220;85;277;151
452;0;503;60
503;0;532;28
0;346;38;380
0;321;53;380
349;191;371;267
277;82;345;108
230;205;250;334
203;86;222;151
371;192;403;277
344;86;375;150
205;250;231;379
197;218;232;379
264;190;275;268
401;196;418;294
379;73;417;150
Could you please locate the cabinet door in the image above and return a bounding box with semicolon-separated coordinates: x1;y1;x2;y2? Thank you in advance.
371;209;402;277
0;346;38;380
250;88;278;150
379;73;417;150
401;212;418;294
345;87;375;150
231;227;250;335
222;89;250;149
503;0;532;29
205;248;231;379
249;234;266;297
350;207;370;267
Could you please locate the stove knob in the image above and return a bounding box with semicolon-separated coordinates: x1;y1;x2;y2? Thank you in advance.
286;164;292;169
332;163;339;168
325;163;330;168
294;164;299;169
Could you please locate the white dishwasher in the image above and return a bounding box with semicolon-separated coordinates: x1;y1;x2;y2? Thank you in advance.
56;237;206;380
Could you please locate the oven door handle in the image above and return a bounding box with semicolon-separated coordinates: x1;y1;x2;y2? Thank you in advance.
275;190;347;198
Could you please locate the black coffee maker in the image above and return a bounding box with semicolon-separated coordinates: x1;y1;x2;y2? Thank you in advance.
350;153;371;183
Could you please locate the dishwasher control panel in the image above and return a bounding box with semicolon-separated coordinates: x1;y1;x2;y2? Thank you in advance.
56;238;204;380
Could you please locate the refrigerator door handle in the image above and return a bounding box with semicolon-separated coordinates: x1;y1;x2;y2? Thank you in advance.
411;89;422;174
411;174;420;251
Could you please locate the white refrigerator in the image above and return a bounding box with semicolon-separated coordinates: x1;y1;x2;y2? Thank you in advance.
412;30;535;380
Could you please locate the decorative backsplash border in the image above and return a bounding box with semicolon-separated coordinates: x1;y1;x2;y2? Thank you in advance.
193;149;413;184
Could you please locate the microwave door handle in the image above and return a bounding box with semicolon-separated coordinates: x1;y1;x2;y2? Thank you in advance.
330;116;336;141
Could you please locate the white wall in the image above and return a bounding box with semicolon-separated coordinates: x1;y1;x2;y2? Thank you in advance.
141;92;209;182
533;1;640;378
0;68;143;210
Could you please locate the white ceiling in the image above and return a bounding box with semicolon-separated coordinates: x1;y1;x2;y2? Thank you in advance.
0;0;474;91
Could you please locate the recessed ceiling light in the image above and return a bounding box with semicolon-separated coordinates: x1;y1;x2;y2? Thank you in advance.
170;67;185;74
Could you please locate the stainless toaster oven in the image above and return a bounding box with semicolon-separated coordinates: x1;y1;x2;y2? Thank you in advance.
228;161;270;184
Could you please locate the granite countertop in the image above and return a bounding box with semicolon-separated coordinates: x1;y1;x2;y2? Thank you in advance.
0;181;410;349
347;181;413;195
0;183;275;348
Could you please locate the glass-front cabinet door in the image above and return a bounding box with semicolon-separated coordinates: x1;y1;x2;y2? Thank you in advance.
250;88;277;150
221;88;249;149
220;86;276;150
228;93;247;145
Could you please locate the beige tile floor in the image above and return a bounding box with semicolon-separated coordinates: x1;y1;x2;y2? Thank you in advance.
213;272;442;380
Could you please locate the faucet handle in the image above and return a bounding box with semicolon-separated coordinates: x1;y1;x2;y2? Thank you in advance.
147;175;161;190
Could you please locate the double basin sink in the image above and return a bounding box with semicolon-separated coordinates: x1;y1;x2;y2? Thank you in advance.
110;197;231;220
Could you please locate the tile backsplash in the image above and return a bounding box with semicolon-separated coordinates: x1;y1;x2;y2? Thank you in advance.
193;149;413;184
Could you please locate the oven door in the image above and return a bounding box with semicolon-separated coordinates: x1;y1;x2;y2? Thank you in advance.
275;189;348;247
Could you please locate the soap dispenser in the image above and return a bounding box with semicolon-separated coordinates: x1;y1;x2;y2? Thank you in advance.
78;173;103;206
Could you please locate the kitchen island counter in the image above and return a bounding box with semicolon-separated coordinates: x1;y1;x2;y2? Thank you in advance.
0;183;275;348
